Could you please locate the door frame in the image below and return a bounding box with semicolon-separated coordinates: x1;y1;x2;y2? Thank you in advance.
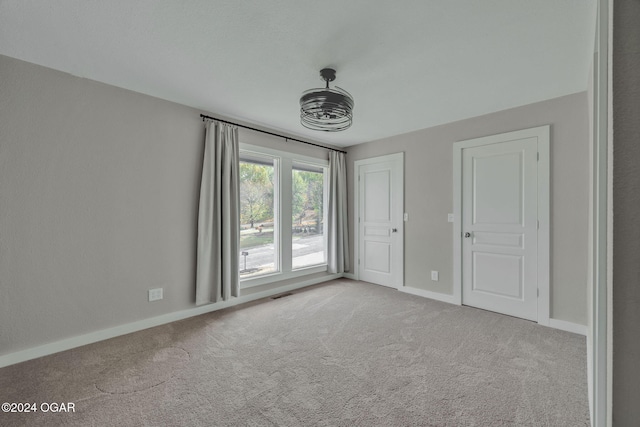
452;125;550;326
590;1;610;424
353;152;404;288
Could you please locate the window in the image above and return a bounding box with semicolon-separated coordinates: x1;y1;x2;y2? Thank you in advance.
239;145;328;287
239;153;278;279
292;163;326;269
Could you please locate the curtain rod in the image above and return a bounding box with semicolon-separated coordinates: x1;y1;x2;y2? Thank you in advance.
199;114;347;154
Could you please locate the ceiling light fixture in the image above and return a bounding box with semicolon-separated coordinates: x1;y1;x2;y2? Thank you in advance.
300;68;354;132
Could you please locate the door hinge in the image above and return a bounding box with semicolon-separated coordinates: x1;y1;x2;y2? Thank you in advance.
537;220;540;229
537;152;540;161
537;288;539;297
358;259;361;265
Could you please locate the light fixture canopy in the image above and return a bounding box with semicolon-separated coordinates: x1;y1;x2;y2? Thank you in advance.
300;68;354;132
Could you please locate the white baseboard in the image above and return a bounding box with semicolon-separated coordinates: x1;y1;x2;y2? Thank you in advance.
0;274;341;369
399;287;587;336
0;274;587;368
342;272;356;280
548;318;588;336
399;285;459;305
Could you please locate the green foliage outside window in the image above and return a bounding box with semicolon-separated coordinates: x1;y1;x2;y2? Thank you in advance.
239;162;273;228
292;170;323;233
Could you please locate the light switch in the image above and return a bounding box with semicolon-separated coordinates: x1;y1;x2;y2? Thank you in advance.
148;288;163;301
447;213;454;222
403;213;409;221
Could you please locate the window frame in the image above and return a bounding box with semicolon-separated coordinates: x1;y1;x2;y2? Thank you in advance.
238;151;279;279
291;161;329;271
239;143;329;289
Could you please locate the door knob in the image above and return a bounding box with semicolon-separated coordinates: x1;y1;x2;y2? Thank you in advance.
464;232;471;238
392;228;398;233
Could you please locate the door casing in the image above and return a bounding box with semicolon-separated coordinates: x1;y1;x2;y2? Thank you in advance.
453;125;550;326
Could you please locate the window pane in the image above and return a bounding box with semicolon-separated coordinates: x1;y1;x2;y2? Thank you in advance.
292;166;326;269
239;159;277;278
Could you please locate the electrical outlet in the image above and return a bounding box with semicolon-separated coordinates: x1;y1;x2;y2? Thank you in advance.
431;271;439;281
148;288;163;302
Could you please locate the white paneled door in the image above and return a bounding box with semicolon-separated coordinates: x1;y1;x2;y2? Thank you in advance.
460;135;541;321
356;153;404;288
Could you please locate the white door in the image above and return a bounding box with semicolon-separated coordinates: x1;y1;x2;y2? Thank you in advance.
461;137;539;321
356;153;403;288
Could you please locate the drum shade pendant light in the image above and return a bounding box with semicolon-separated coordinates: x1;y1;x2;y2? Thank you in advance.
300;68;354;132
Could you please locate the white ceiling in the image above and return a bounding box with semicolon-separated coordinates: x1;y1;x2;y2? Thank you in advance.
0;0;596;147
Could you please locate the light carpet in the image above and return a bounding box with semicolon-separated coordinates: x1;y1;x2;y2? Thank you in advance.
0;279;589;426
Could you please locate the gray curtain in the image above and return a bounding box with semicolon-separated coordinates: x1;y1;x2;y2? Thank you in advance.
196;120;240;305
327;151;350;274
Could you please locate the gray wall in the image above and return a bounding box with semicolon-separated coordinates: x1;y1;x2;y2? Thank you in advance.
0;51;594;359
346;92;590;325
612;0;640;423
0;55;330;357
